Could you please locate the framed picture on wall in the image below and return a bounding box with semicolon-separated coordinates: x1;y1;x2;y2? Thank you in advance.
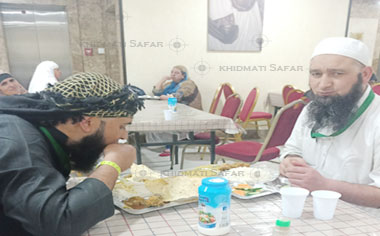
208;0;265;52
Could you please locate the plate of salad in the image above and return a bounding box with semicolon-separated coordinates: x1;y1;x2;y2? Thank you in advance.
231;183;277;199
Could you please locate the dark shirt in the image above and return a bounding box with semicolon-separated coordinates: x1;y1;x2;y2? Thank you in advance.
0;114;114;236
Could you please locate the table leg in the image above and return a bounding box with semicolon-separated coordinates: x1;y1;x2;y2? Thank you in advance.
274;106;281;116
175;146;179;164
170;145;174;170
173;134;178;165
210;131;216;164
135;132;142;164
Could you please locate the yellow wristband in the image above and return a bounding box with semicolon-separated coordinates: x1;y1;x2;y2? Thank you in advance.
96;161;121;175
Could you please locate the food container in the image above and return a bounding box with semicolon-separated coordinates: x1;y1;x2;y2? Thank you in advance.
198;177;231;235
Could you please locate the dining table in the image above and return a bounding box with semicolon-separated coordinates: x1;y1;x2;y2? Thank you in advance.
81;193;380;236
265;92;284;115
126;100;239;167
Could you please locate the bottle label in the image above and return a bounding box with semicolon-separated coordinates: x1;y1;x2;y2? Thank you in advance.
198;200;230;229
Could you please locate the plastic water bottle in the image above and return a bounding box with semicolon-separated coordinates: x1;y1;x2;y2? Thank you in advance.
198;177;231;235
167;97;177;112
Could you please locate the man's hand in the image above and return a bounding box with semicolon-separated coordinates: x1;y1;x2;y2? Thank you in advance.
281;156;327;191
90;144;136;190
103;144;136;172
279;155;305;176
280;156;380;207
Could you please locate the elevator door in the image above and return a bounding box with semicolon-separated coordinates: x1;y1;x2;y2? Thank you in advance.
1;3;72;89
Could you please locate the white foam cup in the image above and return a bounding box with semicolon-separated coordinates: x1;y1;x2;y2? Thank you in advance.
311;190;341;220
280;187;310;218
163;110;173;120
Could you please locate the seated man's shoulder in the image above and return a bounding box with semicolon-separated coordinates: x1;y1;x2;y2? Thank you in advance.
369;96;380;117
0;114;38;136
0;113;31;125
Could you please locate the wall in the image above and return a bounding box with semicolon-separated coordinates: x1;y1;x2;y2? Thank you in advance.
349;0;380;76
0;11;8;73
123;0;350;112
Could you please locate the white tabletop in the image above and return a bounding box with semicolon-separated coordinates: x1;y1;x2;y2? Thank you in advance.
265;92;284;108
126;100;238;133
82;194;380;236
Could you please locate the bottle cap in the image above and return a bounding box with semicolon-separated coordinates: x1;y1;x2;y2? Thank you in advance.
276;219;291;227
201;177;228;187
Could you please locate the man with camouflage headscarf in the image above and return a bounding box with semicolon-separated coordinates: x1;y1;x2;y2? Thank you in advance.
0;72;144;236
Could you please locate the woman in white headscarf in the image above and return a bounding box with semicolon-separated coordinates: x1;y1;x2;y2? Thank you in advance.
28;61;61;93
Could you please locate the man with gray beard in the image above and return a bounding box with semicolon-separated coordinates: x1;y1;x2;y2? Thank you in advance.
280;37;380;208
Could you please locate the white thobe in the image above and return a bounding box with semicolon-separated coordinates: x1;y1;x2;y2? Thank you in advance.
280;86;380;187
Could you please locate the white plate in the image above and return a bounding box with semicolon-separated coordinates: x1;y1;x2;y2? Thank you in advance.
67;175;198;215
221;161;279;185
112;171;201;214
113;196;197;215
138;95;160;100
231;183;278;200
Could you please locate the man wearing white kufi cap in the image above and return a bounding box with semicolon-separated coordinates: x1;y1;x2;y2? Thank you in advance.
280;37;380;208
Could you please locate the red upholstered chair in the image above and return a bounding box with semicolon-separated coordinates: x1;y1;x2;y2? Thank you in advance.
209;84;223;114
215;99;307;164
222;83;235;100
235;87;259;142
286;89;305;104
209;83;235;114
246;105;273;133
282;85;294;104
372;83;380;95
180;93;242;169
235;87;272;141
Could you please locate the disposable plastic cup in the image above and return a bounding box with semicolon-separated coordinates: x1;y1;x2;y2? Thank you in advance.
280;187;309;218
311;190;341;220
163;110;173;120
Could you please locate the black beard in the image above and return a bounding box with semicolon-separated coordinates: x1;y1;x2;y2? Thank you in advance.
306;74;364;133
67;121;106;172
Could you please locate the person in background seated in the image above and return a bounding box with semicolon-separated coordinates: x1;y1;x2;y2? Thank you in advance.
0;73;27;96
0;72;143;235
28;61;62;93
280;37;380;208
153;65;203;110
150;65;203;156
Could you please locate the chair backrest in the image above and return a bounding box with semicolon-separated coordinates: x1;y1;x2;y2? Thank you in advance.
285;89;304;104
282;85;294;104
222;83;235;99
209;84;223;114
254;99;307;162
238;87;259;123
220;93;242;120
209;83;236;114
372;83;380;95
